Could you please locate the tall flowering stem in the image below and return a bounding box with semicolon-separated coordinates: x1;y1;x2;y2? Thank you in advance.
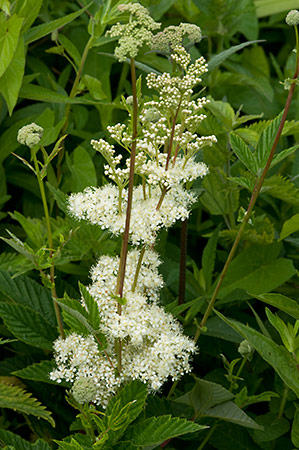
195;30;299;341
115;58;138;372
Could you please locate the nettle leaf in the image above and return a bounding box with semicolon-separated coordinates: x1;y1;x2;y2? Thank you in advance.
24;4;91;44
0;382;55;427
255;111;283;171
0;429;51;450
0;302;57;350
216;311;299;398
230;133;258;174
250;292;299;321
0;269;56;327
221;216;275;245
280;214;299;240
104;380;148;446
12;360;69;387
124;415;206;447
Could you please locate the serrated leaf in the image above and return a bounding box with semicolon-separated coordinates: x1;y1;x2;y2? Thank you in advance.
271;145;299;169
280;214;299;241
229;175;255;191
24;4;91;44
0;269;56;327
255;112;283;171
230;133;257;174
12;360;69;387
55;438;84;450
262;175;299;205
55;297;94;335
216;311;299;398
105;380;148;446
205;400;263;430
250;293;299;321
124;415;206;447
0;302;57;349
0;429;51;450
0;382;55;427
78;283;100;330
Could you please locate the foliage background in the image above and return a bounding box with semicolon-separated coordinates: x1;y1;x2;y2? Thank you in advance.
1;0;299;449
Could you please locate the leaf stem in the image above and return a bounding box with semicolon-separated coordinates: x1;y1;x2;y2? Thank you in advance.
195;40;299;342
32;151;65;339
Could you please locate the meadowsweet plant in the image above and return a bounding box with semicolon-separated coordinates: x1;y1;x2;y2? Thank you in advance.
50;3;216;408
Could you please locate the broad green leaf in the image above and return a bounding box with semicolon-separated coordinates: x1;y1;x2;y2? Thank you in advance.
175;377;234;414
206;100;235;130
204;316;242;343
271;145;299;169
0;269;56;327
124;415;206;447
0;382;55;427
207;40;263;73
255;112;283;171
230;133;258;174
19;83;97;105
216;311;299;398
280;214;299;241
82;74;107;100
252;412;289;442
215;243;295;299
254;0;299;17
15;0;43;33
105;380;148;446
78;283;100;330
201;226;219;292
0;37;25;114
266;308;293;352
0;429;51;450
10;211;45;248
205;400;263;430
66;146;97;192
253;293;299;321
24;4;91;44
292;405;299;447
13;360;69;387
0;302;57;349
0;13;23;78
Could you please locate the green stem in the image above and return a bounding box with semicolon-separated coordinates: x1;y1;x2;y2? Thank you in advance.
195;36;299;342
196;423;218;450
278;385;289;419
178;218;188;305
115;58;138;373
132;246;146;292
81;406;96;443
32;151;65;339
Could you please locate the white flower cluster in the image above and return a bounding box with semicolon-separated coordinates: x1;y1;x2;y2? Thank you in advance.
68;184;196;245
50;250;196;399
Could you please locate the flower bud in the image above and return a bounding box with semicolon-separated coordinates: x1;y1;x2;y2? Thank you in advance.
143;107;161;123
238;339;254;361
72;377;97;404
17;123;43;148
286;10;299;26
126;95;134;105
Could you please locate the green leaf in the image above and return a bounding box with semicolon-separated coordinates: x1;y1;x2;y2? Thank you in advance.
230;133;258;174
207;40;263;73
292;405;299;448
66;146;97;192
252;293;299;321
215;243;296;299
265;308;293;352
175;377;234;414
12;360;69;387
252;413;289;442
105;380;148;446
24;4;91;44
56;439;84;450
19;83;97;104
0;13;23;78
0;302;57;349
0;269;56;327
262;175;299;205
200;170;239;215
0;382;55;427
280;214;299;241
58;34;81;66
82;74;107;100
216;311;299;398
0;37;26;114
14;0;43;33
0;429;51;450
206;100;235;130
201;226;219;292
124;415;206;447
55;296;93;335
271;145;299;169
78;283;100;331
255;112;283;172
255;0;299;17
205;400;263;430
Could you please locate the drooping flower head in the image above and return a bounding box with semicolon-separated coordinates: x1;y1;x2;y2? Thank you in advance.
17;123;43;148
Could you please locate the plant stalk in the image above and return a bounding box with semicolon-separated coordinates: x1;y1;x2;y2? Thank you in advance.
178;218;188;305
195;38;299;342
